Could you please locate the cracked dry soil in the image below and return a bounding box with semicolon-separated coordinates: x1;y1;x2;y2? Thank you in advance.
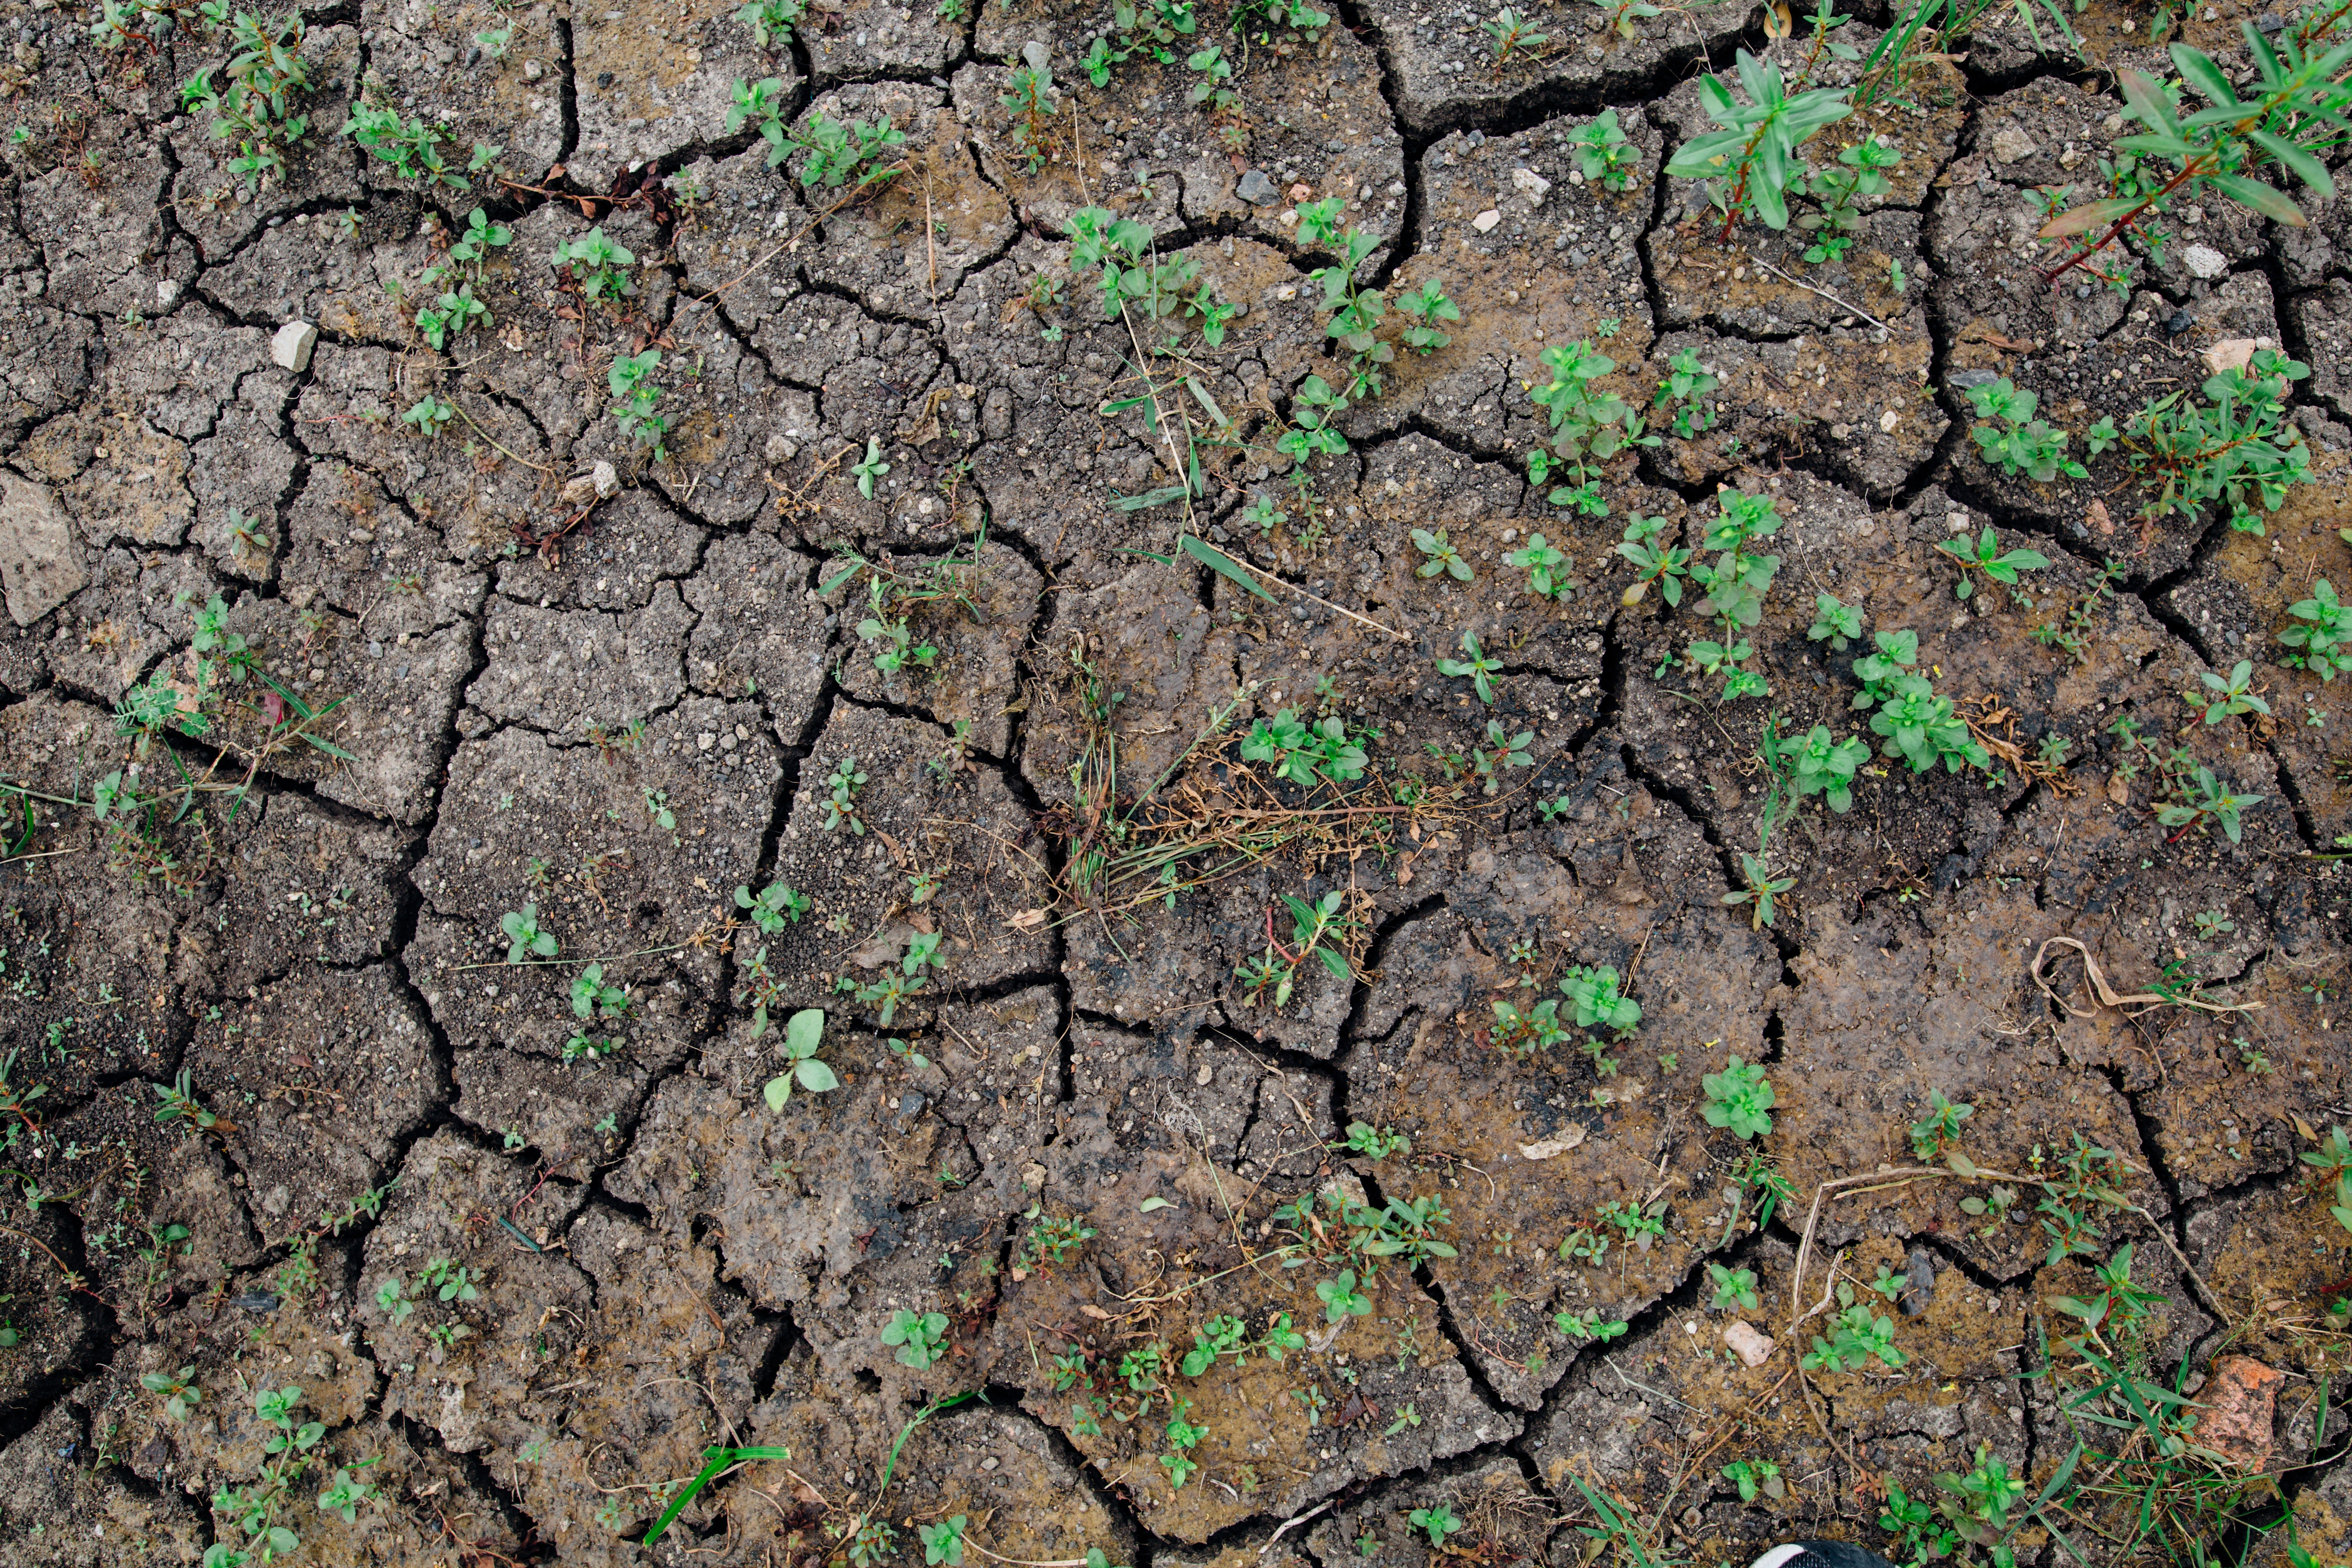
2;0;2352;1562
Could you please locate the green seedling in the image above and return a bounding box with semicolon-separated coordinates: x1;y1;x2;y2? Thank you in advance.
414;281;490;351
609;348;670;457
822;755;869;834
1808;592;1863;650
1654;347;1718;437
569;963;628;1023
1726;850;1797;929
2199;659;2270;724
735;880;812;933
1505;533;1570;599
1766;722;1872;813
1412;527;1474;581
1937;523;2051;599
2153;766;2262;844
1724;1457;1784;1501
1409;1506;1463;1548
1617;513;1690;607
1804;1301;1906;1372
852;436;892;498
1908;1089;1973;1162
1241;708;1370;788
1871;675;1991;775
1336;1121;1412;1160
153;1069;218;1132
1396;277;1461;354
2283;579;2352;679
761;1009;839;1109
399;394;457;438
499;904;557;963
1574;108;1640;190
1851;628;1919;708
142;1364;203;1422
1316;1268;1371;1323
1666;49;1853;236
1962;379;2085;484
448;207;512;271
1561;964;1639;1031
882;1309;949;1368
1702;1056;1775;1138
2112;350;2311;534
734;0;806;47
1555;1307;1629;1341
641;1444;797;1547
1708;1262;1761;1312
551;226;636;305
1436;631;1502;704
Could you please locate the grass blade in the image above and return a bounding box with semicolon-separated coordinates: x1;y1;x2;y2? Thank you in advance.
641;1445;795;1546
1178;534;1274;601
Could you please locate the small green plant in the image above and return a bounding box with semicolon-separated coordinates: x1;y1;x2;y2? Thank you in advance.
185;12;314;192
851;436;892;498
1396;278;1461;354
342;87;483;188
1803;1301;1906;1372
1471;719;1534;795
499;904;557;963
855;579;938;675
1723;1457;1784;1502
399;394;457;438
1336;1121;1411;1160
739;93;907;192
2199;659;2270;724
1708;1262;1762;1312
735;881;812;934
1767;722;1872;813
1882;1481;1960;1568
570;963;628;1025
1808;592;1863;650
551;226;636;306
822;756;869;834
1412;527;1474;582
2048;1243;2166;1356
1617;513;1690;607
1410;1504;1465;1548
1485;7;1547;65
1666;50;1853;237
141;1363;203;1422
448;208;514;272
1937;524;2051;600
2110;350;2312;535
919;1517;968;1566
1908;1089;1973;1162
2154;766;2263;844
1561;964;1639;1031
1528;337;1650;503
1316;1268;1371;1323
413;280;490;352
1504;533;1570;599
1435;631;1502;704
1800;135;1900;260
734;0;806;46
882;1309;949;1369
1554;1307;1629;1341
1573;107;1639;190
1653;348;1719;439
2283;579;2352;680
609;348;670;458
761;1009;839;1110
1018;1212;1098;1270
1701;1057;1774;1139
152;1069;219;1133
998;59;1057;172
1962;379;2085;484
1871;675;1991;775
1236;891;1355;1009
1241;709;1370;788
1933;1442;2026;1547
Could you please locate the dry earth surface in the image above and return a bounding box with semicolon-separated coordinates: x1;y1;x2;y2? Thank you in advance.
1;0;2352;1564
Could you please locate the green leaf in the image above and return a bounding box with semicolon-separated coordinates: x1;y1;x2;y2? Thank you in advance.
1109;484;1190;512
2250;129;2334;197
1138;1196;1174;1212
784;1008;825;1059
1179;534;1276;601
763;1074;793;1111
795;1058;840;1093
2207;171;2307;226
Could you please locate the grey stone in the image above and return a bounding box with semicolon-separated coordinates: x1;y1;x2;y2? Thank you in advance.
1236;169;1278;206
1988;125;2037;165
1948;368;1998;390
270;319;317;372
0;469;86;627
2183;243;2229;279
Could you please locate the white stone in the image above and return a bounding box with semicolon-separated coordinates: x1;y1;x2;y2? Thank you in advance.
1988;125;2037;165
2182;243;2228;279
1471;208;1502;233
1879;408;1900;433
270;320;316;372
591;460;620;498
156;278;181;306
2203;337;2260;374
1724;1321;1775;1368
1511;166;1551;201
